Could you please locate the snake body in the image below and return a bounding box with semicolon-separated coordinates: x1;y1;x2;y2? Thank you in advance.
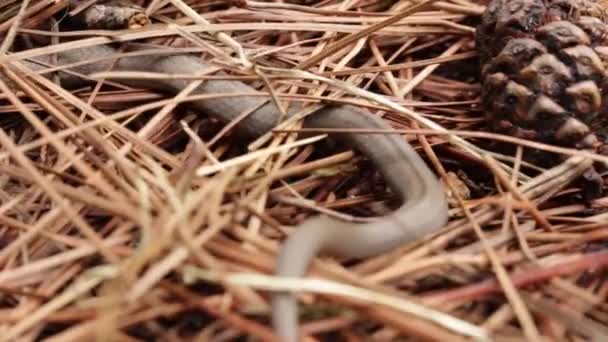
14;43;449;341
274;109;449;341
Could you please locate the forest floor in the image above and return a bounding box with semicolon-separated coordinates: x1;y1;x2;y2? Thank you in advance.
0;0;607;341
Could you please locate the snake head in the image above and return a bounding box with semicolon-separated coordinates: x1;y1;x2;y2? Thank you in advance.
520;54;573;95
536;21;591;49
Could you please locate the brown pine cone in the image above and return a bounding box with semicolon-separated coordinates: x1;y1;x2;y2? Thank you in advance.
477;0;608;196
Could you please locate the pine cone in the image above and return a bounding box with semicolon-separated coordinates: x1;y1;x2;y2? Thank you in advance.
477;0;608;158
476;0;608;197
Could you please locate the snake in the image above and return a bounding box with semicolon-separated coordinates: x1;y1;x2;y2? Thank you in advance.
10;42;449;341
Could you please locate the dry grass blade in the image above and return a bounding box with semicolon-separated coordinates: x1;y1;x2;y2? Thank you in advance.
181;265;492;341
297;0;439;69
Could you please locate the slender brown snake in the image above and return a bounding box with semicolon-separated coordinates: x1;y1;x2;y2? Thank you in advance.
11;43;449;341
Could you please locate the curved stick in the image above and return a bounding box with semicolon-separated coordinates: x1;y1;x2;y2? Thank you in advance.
14;44;449;341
